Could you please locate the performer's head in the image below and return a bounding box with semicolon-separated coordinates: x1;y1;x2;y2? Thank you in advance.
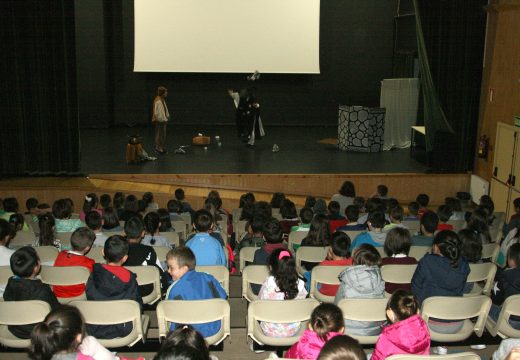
157;86;168;98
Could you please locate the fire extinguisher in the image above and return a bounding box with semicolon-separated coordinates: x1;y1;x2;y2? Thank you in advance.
478;135;489;159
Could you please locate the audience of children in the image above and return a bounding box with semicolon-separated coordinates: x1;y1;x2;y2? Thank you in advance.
317;335;366;360
410;211;438;247
142;192;159;213
113;192;125;219
381;227;417;294
167;199;186;222
279;199;300;236
9;213;25;234
336;205;366;232
504;197;520;236
185;210;226;266
499;220;520;267
175;188;195;220
85;211;108;247
350;212;386;250
119;195;141;222
0;219;15;266
142;212;170;247
99;193;111;210
270;192;286;210
466;207;492;244
318;232;353;297
313;199;328;217
157;208;175;233
291;207;313;232
52;199;84;233
331;181;356;216
1;198;30;232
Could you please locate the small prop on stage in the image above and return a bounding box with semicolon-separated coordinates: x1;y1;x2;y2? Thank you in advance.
126;135;156;164
192;133;211;146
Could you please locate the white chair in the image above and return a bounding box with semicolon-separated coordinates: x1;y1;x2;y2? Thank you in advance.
337;298;388;344
247;298;319;346
310;265;345;303
125;266;162;305
55;232;73;247
196;266;229;295
380;264;418;296
0;300;51;348
387;353;481;360
401;220;420;233
35;246;59;264
10;231;36;247
481;242;500;262
86;246;105;263
70;299;149;348
409;246;431;260
159;232;179;248
421;295;491;342
234;220;248;243
375;246;386;258
0;266;13;287
486;294;520;338
287;231;308;253
295;246;328;276
242;265;269;302
465;262;497;296
40;265;91;304
239;246;259;273
342;230;364;242
154;246;171;264
157;299;230;345
171;220;187;241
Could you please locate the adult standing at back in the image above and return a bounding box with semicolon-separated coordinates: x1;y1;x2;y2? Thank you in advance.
331;181;356;216
152;85;170;155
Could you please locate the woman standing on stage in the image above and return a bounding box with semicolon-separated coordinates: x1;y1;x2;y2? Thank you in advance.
152;85;170;154
228;86;265;147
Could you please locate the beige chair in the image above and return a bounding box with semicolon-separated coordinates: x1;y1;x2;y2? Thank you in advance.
40;265;91;304
161;232;180;248
337;298;388;344
242;265;270;302
239;246;259;273
154;246;171;264
447;219;465;231
217;219;228;240
481;242;500;262
35;246;59;264
376;246;386;258
343;230;364;241
157;299;230;345
86;246;105;263
234;220;249;243
196;266;229;295
55;232;73;247
0;266;13;286
421;295;491;342
171;220;187;241
295;246;328;276
401;220;420;233
465;262;497;296
125;266;162;305
247;298;319;346
387;353;481;360
287;231;308;253
70;299;149;347
309;265;345;303
409;246;431;260
10;231;35;247
486;294;520;338
0;300;51;348
380;264;418;295
231;208;242;224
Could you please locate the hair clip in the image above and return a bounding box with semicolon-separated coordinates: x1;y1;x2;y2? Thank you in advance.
85;196;92;202
278;250;291;260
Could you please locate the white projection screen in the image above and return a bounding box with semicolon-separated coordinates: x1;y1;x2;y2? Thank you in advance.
134;0;320;73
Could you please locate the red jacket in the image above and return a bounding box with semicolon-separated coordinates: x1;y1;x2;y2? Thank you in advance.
53;251;95;298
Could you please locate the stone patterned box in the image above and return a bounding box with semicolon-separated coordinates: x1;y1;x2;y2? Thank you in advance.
338;106;386;152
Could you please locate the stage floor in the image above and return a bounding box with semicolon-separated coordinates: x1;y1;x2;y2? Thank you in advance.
80;125;429;174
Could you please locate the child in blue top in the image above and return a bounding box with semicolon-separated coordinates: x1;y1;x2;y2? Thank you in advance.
350;212;387;251
185;209;226;266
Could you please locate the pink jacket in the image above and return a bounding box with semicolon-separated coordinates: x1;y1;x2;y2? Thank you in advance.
371;314;430;360
285;329;343;359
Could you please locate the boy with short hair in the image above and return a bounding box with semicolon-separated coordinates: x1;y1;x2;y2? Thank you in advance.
436;205;454;231
253;218;286;266
404;201;420;221
328;201;348;233
411;211;439;246
350;211;387;250
237;215;266;251
165;247;227;337
86;235;142;339
318;232;353;296
383;205;405;232
337;205;366;231
53;227;95;298
291;207;313;232
4;246;59;338
416;194;430;219
375;184;389;200
185;209;226;266
85;211;108;247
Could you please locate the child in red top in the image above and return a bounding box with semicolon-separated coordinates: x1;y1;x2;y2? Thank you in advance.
53;227;95;298
436;205;454;231
318;232;353;296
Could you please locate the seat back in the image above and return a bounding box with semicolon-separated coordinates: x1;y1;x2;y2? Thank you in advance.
196;266;229;295
247;298;319;346
242;265;269;302
157;299;230;345
35;246;59;264
55;232;73;248
342;230;364;241
86;246;105;263
465;262;497;296
381;264;417;286
310;265;346;303
421;295;491;342
171;220;187;241
287;231;308;253
486;294;520;338
481;243;500;262
239;246;259;273
160;232;180;248
0;266;13;288
235;220;249;243
154;246;171;264
337;298;388;344
125;266;162;305
40;265;91;304
401;220;420;233
408;246;430;260
0;300;51;348
295;246;328;276
386;352;481;360
10;231;35;247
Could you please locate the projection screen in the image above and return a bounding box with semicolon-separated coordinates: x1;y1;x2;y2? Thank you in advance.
134;0;320;73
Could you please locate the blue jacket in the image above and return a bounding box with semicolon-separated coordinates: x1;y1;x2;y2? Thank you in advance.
350;231;386;251
411;253;470;304
186;233;226;266
166;270;227;337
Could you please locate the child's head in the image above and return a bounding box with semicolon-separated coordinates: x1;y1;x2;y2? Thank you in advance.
166;247;196;281
143;192;154;208
156;326;210;360
124;216;145;241
29;305;86;360
167;199;183;214
420;211;439;235
0;219;13;246
433;230;462;267
249;215;265;235
268;248;299;300
299;207;314;225
157;208;173;232
309;303;344;340
52;199;71;220
458;228;482;263
85;210;103;231
101;207;119;230
263;218;282;244
416;193;430;207
437;205;453;223
384;227;411;257
445;197;462;212
514;197;520;213
407;201;420;217
270;192;286;208
317;335;366;360
193;209;213;232
113;192;125;209
479;195;495;215
377;184;388;197
305;196;317;209
144;211;161;235
507;243;520;268
9;213;24;232
3;197;19;213
329;232;351;259
345;205;359;223
367;211;385;231
26;198;39;213
353;197;365;212
313;199;328;216
11;246;40;278
328;201;341;216
352;244;381;266
280;199;297;219
175;188;185;201
386;289;419;323
124;195;139;213
38;213;56;246
306;214;331;246
82;193;98;214
103;235;129;264
70;227;95;253
64;198;74;212
99;193;111;209
389;205;403;223
339;181;356;197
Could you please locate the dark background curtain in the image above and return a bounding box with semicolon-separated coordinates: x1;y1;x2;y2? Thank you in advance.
0;0;80;176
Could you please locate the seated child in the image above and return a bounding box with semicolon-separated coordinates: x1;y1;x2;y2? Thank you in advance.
53;227;95;298
404;201;420;221
9;213;25;234
167;199;186;222
371;290;430;360
142;212;170;248
291;207;314;232
85;211;108;247
374;184;389;200
382;227;417;294
185;209;226;266
253;219;286;266
101;207;123;233
301;214;331;248
86;235;142;339
4;246;59;338
154;325;211;360
279;199;300;237
350;212;387;251
0;219;15;267
416;194;430;220
328;201;348;233
411;211;439;247
165;247;227;337
317;335;367;360
53;199;84;233
337;205;366;232
318;232;353;297
286;303;345;359
334;244;385;336
258;249;308;337
237;215;266;251
383;205;405;233
437;205;454;231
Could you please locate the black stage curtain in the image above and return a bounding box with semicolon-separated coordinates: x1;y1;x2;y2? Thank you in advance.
414;0;487;171
0;0;79;176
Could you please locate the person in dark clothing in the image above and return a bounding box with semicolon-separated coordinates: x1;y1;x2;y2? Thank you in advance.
253;218;286;266
85;235;142;339
3;246;59;339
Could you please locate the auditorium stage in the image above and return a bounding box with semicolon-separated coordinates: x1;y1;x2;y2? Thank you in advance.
80;125;429;175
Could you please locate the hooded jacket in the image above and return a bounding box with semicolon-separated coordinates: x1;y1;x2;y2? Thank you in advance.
285;329;343;359
371;314;430;360
350;231;387;251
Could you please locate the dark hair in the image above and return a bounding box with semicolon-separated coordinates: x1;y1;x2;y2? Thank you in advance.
11;246;39;277
82;193;98;214
124;195;139;213
0;219;13;243
143;192;154;208
508;243;520;267
421;211;439;234
479;195;495;216
144;212;161;245
458;229;482;263
445;197;462;212
253;201;272;219
174;188;185;201
203;201;222;223
377;185;388;197
270;192;286;209
408;201;420;216
514;197;520;211
85;211;102;231
193;209;213;232
317;335;367;360
239;192;256;208
384;227;411;257
153;345;206;360
9;213;24;231
269;248;299;300
29;305;86;360
137;199;146;213
38;213;56;246
113;192;125;209
466;208;492;243
386;289;419;322
102;207;120;230
389;205;403;222
310;303;344;340
3;197;19;213
157;208;173;232
345;205;359;222
299;207;314;225
157;326;210;360
70;227;95;252
167;200;183;214
353;197;365;211
167;247;197;270
305;196;317;209
250;215;265;234
26;198;39;211
280;199;297;219
330;232;351;258
263;218;282;244
124;216;145;240
437;205;453;223
52;199;71;220
206;191;222;209
240;201;255;222
304;214;331;246
339;181;356;197
433;230;462;267
328;201;341;216
368;211;386;229
416;194;430;207
99;194;111;210
353;244;381;266
313;199;328;216
104;235;128;263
